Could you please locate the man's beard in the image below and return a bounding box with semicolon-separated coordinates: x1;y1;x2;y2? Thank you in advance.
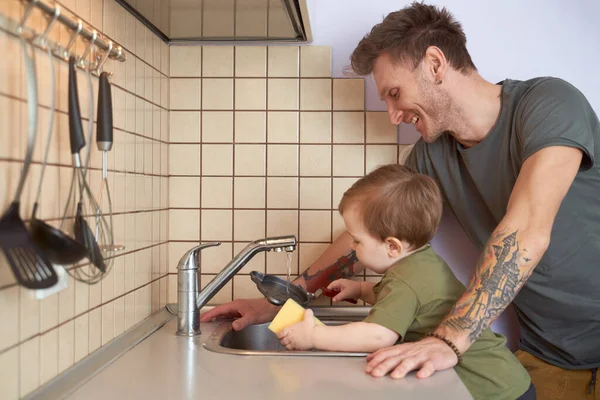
417;73;461;142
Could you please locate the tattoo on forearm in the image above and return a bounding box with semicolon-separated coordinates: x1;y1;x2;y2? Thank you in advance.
443;229;535;343
301;251;358;291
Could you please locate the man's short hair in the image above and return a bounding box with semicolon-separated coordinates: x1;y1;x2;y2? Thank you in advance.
350;1;476;75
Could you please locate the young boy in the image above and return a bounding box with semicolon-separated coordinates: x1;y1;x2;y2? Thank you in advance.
276;164;534;400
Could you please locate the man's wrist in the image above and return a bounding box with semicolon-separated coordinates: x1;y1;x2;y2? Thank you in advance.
435;324;471;354
425;332;462;364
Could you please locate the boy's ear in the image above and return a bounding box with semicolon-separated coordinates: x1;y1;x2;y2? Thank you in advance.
385;237;403;257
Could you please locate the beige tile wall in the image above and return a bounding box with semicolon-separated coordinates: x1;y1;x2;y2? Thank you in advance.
168;45;401;307
0;0;169;398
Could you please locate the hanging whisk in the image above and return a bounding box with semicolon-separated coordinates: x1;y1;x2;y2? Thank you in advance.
61;54;112;285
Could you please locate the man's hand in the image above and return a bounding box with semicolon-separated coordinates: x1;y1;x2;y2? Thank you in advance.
327;279;361;303
365;337;458;379
199;298;279;331
277;309;318;351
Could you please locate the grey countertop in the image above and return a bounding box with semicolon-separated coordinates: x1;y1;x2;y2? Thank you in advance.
65;315;473;400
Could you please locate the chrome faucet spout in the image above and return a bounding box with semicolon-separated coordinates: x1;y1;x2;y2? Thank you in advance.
196;235;297;310
175;235;297;336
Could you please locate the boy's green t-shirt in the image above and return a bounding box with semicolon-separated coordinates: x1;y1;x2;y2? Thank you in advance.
362;244;531;400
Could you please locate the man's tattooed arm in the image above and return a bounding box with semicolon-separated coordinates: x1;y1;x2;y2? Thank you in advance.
437;228;540;348
295;251;359;293
429;147;580;356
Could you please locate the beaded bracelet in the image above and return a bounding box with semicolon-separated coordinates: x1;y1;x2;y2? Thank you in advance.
425;332;463;364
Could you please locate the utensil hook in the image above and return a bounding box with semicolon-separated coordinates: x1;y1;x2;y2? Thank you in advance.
63;19;83;60
95;40;113;75
18;0;39;34
38;5;61;48
78;30;97;68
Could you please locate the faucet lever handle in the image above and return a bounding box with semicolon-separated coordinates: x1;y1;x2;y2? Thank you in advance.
177;242;221;271
196;242;221;251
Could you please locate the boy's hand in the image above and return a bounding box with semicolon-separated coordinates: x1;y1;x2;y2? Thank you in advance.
327;279;361;303
276;309;318;351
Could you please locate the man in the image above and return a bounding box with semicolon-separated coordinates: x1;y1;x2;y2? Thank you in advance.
201;2;600;398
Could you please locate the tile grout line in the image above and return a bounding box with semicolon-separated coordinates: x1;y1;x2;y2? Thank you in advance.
363;79;367;176
121;0;133;346
363;103;369;282
164;39;170;292
362;83;368;283
295;46;300;275
264;45;269;275
172;107;368;112
170;207;340;212
167;173;368;178
168;237;346;242
327;70;334;306
167;140;397;145
330;74;334;248
297;46;302;276
198;45;203;282
231;45;236;302
169;76;338;80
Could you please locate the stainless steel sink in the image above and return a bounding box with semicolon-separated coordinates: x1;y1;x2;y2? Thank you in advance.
203;306;371;357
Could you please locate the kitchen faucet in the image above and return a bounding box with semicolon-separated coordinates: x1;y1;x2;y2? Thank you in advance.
175;235;297;336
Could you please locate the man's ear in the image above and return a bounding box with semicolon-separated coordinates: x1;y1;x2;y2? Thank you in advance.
423;45;448;83
385;237;404;258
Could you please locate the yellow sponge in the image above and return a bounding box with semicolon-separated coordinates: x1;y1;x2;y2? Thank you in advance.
267;298;325;335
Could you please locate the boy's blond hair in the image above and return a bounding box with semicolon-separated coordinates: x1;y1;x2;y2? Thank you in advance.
338;164;443;248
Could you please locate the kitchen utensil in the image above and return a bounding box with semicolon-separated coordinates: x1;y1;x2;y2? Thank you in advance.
319;286;358;303
94;71;120;258
250;271;358;307
30;42;88;266
61;55;108;277
0;37;58;289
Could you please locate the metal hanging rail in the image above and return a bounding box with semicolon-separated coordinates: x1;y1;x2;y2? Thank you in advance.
1;0;126;75
21;0;126;62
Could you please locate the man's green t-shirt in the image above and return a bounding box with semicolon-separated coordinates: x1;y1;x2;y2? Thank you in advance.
363;245;531;400
405;77;600;369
